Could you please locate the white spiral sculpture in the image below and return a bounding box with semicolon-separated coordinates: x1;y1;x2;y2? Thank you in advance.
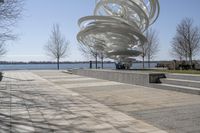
77;0;160;67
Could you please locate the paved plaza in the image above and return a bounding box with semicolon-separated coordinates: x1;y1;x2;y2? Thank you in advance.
0;70;200;132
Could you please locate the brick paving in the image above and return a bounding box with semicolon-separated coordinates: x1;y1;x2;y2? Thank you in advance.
0;71;168;133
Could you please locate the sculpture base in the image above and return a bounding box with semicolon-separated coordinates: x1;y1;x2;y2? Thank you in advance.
71;69;165;87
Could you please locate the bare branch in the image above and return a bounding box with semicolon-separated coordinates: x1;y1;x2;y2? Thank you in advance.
139;28;159;68
0;0;23;57
77;43;98;60
171;18;200;65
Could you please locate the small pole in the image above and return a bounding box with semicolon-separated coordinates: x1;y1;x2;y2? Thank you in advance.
89;61;92;69
101;56;103;69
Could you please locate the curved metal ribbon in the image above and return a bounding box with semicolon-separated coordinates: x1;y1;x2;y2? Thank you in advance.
77;0;160;65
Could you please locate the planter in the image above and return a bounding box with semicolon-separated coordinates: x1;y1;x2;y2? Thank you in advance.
0;72;3;81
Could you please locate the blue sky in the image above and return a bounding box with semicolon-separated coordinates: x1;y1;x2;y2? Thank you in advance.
3;0;200;62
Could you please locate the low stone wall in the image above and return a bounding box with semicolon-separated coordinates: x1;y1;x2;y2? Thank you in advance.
71;69;165;87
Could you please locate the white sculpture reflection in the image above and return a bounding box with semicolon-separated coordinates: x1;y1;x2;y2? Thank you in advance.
77;0;160;69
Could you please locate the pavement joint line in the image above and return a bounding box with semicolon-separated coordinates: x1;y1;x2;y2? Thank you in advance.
60;81;125;89
49;78;103;82
161;83;200;90
169;73;200;77
165;78;200;83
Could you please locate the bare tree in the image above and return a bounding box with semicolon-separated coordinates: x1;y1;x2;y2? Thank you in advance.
45;24;69;70
140;42;148;69
140;28;159;68
171;35;187;61
0;0;23;56
78;44;99;69
0;0;23;40
171;18;200;66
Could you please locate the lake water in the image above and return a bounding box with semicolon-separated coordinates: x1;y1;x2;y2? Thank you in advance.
0;62;157;71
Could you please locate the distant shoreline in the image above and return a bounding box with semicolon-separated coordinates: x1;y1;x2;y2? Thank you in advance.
0;61;113;65
0;61;160;65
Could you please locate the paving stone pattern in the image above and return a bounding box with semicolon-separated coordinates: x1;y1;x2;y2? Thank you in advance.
0;71;168;133
40;71;200;133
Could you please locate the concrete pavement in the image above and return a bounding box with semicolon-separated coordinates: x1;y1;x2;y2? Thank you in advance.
0;71;168;133
39;71;200;133
1;70;200;132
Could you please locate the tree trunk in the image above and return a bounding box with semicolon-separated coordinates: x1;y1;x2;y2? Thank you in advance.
189;54;193;69
101;56;104;69
142;56;145;69
185;54;188;62
57;58;60;70
148;55;150;68
95;53;98;69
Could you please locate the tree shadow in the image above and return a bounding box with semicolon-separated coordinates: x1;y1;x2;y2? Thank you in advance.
0;81;98;132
